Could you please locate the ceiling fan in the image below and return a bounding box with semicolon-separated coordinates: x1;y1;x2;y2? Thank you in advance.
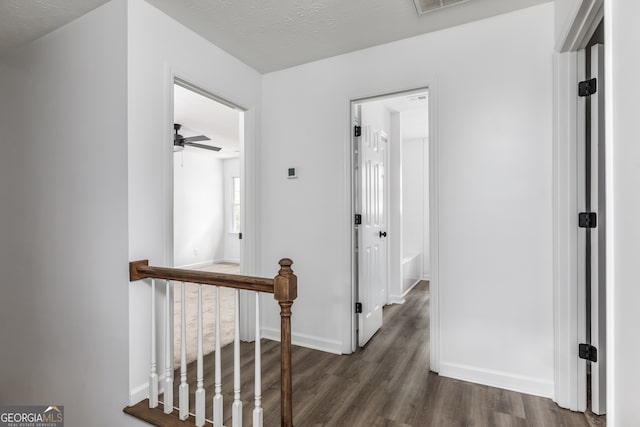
173;123;221;152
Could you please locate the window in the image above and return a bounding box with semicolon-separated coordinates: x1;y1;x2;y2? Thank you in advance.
231;176;240;233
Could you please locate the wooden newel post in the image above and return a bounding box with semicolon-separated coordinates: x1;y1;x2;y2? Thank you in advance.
274;258;297;427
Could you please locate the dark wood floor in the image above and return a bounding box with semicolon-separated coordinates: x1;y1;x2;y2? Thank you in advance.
165;281;590;426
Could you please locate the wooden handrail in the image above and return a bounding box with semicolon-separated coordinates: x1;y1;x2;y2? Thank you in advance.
128;258;298;427
129;260;275;293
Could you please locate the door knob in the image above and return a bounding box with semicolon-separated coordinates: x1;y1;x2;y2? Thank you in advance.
379;231;387;238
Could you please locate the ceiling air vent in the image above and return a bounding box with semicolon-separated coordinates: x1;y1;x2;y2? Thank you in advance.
413;0;470;15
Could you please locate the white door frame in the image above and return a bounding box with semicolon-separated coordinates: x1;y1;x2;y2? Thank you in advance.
589;43;606;415
165;67;258;341
348;83;441;374
553;0;604;411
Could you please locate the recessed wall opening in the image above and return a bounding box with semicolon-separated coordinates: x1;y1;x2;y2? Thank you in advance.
171;78;245;374
350;87;430;351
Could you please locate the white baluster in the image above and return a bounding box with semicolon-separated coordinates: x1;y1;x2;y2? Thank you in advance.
179;282;189;420
213;286;223;426
149;279;158;408
253;292;263;427
164;280;174;414
232;289;242;426
195;285;205;426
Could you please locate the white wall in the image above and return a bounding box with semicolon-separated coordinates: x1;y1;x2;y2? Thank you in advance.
423;137;431;278
0;1;142;425
605;1;640;424
127;0;262;402
261;3;555;396
389;112;404;303
402;137;427;281
223;157;241;262
173;150;224;267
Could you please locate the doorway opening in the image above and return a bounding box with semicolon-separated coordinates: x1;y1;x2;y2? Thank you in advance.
171;78;245;368
351;88;430;350
554;3;609;416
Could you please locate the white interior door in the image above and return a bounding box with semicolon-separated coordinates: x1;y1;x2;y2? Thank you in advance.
356;108;388;347
590;43;606;416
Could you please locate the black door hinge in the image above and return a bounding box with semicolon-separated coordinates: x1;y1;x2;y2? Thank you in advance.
354;125;362;137
578;78;597;97
355;214;362;225
579;343;597;362
578;212;597;228
355;302;363;314
238;232;243;240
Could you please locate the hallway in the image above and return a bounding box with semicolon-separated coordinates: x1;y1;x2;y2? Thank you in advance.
164;281;590;426
287;282;590;426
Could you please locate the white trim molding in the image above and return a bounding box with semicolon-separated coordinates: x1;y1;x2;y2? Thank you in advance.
130;374;169;406
175;259;242;270
175;260;216;270
440;362;554;399
261;327;343;355
556;0;604;53
552;1;603;412
388;295;406;305
428;80;440;374
552;49;587;412
388;278;423;305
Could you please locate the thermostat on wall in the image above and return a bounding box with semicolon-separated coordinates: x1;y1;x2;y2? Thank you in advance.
287;167;298;179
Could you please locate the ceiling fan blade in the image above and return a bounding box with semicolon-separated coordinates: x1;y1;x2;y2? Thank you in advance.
182;135;210;143
184;142;221;151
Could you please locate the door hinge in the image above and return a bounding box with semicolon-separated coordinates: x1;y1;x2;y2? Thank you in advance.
579;343;598;362
578;78;597;97
355;302;363;314
578;212;597;228
238;232;243;240
354;125;362;137
354;214;362;225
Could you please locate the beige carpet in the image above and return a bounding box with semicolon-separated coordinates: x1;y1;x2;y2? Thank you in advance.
173;263;240;367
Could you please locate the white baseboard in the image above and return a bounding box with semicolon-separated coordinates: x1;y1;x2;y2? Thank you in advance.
130;382;148;406
402;279;422;296
422;273;431;281
439;362;554;398
130;374;171;406
261;327;343;355
176;259;240;269
388;295;406;305
390;278;424;305
176;260;215;269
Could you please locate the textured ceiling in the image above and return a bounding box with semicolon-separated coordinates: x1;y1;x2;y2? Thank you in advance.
145;0;552;73
1;0;551;71
0;0;108;57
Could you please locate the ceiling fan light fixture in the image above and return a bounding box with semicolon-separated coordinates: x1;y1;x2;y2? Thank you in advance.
173;122;221;152
413;0;470;15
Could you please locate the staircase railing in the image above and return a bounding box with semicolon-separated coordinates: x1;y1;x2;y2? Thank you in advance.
124;258;297;427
